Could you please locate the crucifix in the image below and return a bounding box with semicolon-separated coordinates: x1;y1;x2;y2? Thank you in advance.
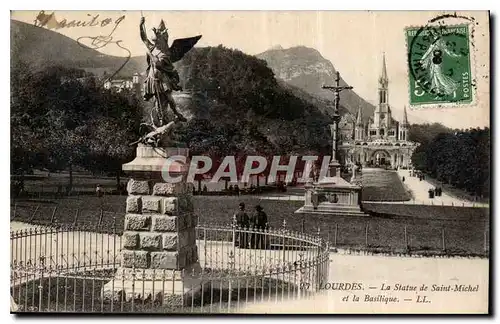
322;71;353;177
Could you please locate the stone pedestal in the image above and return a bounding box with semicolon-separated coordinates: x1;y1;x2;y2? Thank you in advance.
102;145;205;305
296;175;367;216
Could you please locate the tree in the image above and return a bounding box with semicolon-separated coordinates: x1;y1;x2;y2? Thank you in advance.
411;127;490;197
11;64;142;191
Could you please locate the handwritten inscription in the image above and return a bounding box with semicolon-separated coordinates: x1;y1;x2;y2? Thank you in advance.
34;11;125;35
33;11;131;83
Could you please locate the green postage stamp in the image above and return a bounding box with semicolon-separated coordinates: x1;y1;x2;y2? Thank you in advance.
406;24;473;106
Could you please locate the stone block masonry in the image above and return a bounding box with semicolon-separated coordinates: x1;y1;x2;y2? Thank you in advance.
122;250;150;268
102;147;205;305
119;178;198;271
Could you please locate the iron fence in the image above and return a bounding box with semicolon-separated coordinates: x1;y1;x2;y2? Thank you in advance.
10;222;329;313
11;202;489;257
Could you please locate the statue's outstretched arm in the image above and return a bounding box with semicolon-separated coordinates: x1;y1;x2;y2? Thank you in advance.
140;17;154;50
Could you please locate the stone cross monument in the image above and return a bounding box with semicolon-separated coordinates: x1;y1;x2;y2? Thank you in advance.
322;71;353;177
296;71;366;216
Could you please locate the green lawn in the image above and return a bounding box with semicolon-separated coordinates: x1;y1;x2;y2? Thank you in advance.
11;195;489;257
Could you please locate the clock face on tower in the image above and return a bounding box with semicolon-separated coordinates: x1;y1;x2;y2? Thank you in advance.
380;113;385;120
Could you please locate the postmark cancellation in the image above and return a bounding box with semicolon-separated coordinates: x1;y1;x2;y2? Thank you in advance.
406;21;475;108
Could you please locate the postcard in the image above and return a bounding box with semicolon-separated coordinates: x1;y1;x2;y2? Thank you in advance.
10;10;490;314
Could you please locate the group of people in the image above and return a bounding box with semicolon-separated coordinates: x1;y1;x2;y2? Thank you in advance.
233;202;268;249
428;187;443;199
192;185;209;195
227;184;242;195
410;170;426;181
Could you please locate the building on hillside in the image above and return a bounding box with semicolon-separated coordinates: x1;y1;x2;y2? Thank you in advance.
103;72;143;96
338;54;418;168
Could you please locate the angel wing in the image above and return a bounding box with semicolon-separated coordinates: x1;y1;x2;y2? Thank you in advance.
169;35;202;63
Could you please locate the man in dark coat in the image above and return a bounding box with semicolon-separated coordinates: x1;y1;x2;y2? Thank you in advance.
234;202;249;248
250;205;268;249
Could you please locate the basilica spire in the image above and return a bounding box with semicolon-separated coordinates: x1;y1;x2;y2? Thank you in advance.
377;52;389;109
356;106;363;125
402;105;409;125
380;52;388;85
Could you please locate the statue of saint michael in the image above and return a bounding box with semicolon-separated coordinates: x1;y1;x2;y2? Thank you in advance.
140;17;201;126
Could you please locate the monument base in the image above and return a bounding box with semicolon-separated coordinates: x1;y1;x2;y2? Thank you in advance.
122;144;189;179
105;144;203;307
295;203;367;216
295;175;368;216
101;264;208;306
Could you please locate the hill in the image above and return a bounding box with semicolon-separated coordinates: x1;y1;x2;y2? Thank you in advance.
10;20;334;158
256;46;375;122
10;19;144;77
173;45;332;157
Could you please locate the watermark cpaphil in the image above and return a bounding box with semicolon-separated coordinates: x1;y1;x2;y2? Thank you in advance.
159;155;337;184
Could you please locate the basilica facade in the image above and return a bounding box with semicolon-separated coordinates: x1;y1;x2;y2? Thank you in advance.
337;55;418;168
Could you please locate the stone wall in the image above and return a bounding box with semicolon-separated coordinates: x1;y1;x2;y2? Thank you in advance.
122;179;197;270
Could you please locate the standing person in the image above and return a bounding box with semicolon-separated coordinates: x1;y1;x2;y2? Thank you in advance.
234;202;249;248
96;184;104;198
250;205;268;249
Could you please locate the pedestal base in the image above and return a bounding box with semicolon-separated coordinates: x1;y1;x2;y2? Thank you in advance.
101;263;208;306
296;175;368;216
295;203;367;216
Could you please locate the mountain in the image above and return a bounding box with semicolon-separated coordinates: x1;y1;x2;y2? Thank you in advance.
10;19;144;77
161;45;333;156
276;79;349;117
256;46;375;122
10;21;334;156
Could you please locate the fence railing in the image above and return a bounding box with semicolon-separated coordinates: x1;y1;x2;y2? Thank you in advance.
11;201;489;258
10;223;329;313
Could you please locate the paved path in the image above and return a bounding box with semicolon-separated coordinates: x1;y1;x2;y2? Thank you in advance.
391;169;489;208
257;170;489;208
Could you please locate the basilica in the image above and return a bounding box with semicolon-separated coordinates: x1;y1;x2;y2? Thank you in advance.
337;55;418;168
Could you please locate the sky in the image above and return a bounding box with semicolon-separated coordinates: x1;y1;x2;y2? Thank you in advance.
11;10;490;129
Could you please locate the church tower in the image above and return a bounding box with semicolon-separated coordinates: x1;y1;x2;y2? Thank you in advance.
355;106;364;141
133;72;140;84
399;106;409;141
373;53;391;136
132;72;142;98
